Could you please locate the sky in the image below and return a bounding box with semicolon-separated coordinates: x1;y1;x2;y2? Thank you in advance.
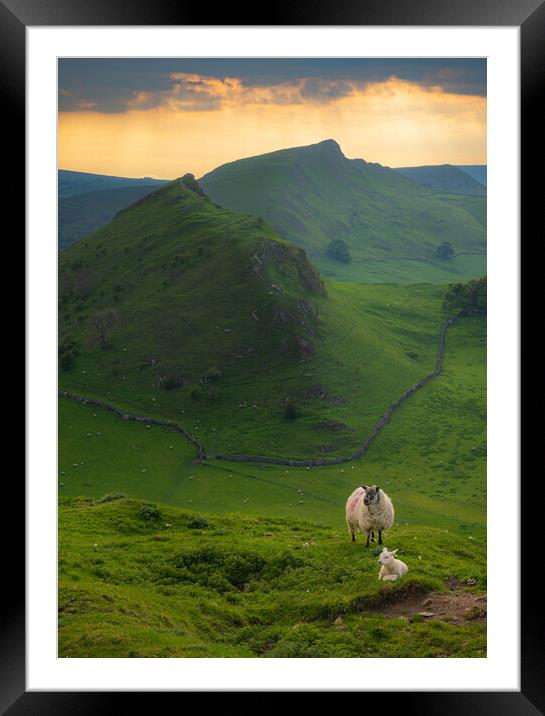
58;58;486;179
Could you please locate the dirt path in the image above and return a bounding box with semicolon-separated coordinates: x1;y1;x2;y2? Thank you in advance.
376;588;486;625
60;312;461;468
350;580;486;626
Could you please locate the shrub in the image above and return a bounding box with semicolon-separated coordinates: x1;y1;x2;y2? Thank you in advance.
435;241;455;259
187;516;209;530
140;504;162;521
325;239;352;264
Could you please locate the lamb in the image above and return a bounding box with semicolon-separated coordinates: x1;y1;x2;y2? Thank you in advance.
377;548;408;581
345;484;395;547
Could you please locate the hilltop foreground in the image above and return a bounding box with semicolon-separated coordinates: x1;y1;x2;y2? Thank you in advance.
59;496;486;658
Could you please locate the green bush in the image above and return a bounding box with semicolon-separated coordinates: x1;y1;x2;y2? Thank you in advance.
140;504;162;521
435;241;454;259
325;239;351;264
187;516;209;530
443;277;486;315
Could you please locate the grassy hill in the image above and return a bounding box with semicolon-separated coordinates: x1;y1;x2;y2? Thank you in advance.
59;173;471;459
58;164;486;659
456;165;487;187
58;307;486;657
58;169;167;198
59;308;485;532
394;164;486;196
59;185;163;250
59;496;486;658
200;140;486;283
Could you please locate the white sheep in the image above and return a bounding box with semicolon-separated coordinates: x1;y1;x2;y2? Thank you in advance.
345;484;395;547
378;548;408;581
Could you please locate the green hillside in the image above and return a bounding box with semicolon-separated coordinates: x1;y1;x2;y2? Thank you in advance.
395;164;486;196
58;169;167;198
456;165;487;187
200;140;486;283
59;174;468;459
59;308;485;531
59;185;162;250
58;163;486;659
58;309;486;658
59;497;486;658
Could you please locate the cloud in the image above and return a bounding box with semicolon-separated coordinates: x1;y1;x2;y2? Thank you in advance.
58;59;486;114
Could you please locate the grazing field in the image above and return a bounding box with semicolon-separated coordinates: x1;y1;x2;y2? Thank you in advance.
58;211;486;658
59;312;485;535
59;308;486;658
58;497;486;658
60;279;453;459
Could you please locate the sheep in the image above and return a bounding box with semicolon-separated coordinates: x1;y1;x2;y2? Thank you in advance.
377;548;408;581
345;484;395;547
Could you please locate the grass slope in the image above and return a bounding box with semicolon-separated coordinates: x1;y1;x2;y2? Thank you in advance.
59;306;486;659
456;165;487;187
59;313;486;534
59;497;486;658
59;185;163;250
58;169;167;198
394;165;486;196
60;273;456;459
200;140;486;283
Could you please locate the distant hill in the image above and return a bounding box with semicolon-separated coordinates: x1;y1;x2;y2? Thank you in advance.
58;169;167;198
455;165;487;187
200;140;486;283
59;184;163;250
394;164;486;196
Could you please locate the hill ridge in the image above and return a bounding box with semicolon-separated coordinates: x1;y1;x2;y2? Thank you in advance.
200;140;486;283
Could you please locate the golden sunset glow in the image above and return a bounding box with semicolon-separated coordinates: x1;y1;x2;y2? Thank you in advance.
59;74;486;178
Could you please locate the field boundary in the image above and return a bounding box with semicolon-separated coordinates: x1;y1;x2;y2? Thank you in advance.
58;391;207;460
60;312;461;468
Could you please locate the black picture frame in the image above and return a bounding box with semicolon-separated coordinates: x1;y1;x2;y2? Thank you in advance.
9;0;535;711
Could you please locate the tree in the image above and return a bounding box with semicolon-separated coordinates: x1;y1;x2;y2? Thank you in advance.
325;239;352;264
443;277;486;315
88;307;119;347
435;241;455;259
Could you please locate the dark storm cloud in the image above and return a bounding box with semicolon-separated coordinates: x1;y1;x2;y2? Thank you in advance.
58;58;486;113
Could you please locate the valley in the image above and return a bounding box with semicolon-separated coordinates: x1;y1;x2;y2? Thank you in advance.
57;142;487;659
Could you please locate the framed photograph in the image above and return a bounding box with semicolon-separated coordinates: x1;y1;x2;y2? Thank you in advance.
9;0;535;710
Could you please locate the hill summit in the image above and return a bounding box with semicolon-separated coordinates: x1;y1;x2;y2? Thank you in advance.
201;140;486;283
59;175;329;416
